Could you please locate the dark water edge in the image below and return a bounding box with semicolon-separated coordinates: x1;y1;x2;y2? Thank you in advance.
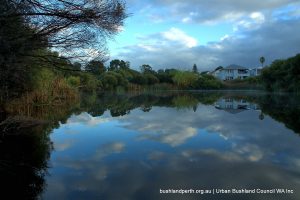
0;91;300;200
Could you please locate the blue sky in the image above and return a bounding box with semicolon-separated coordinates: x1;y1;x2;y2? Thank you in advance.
107;0;300;71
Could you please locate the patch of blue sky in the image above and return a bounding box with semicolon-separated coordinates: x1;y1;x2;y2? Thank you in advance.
109;13;233;57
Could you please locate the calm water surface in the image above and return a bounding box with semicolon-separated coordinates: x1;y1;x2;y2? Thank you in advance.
1;91;300;199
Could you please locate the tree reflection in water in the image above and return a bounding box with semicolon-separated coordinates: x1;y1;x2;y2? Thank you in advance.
0;91;300;199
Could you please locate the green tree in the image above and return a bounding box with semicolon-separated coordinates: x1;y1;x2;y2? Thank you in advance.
0;0;127;99
67;76;81;88
172;71;198;88
85;60;106;75
192;64;198;73
260;57;265;67
157;69;164;74
144;74;160;85
1;0;127;59
131;74;147;85
156;69;174;83
119;60;129;70
261;54;300;92
109;59;119;71
80;73;102;91
140;64;153;74
108;59;129;71
194;75;223;89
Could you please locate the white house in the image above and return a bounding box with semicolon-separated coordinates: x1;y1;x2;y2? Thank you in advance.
214;98;260;114
212;64;251;81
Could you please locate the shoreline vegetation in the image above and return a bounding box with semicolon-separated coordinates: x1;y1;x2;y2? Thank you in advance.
3;53;300;104
1;91;299;199
1;91;300;135
1;53;300;106
1;0;299;107
0;0;299;132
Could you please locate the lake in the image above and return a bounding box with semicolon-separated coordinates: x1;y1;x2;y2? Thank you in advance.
1;91;300;200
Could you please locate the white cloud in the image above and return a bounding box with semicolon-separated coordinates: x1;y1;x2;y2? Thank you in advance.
220;34;230;41
137;0;298;24
114;17;300;71
137;44;158;52
182;17;191;23
157;127;198;146
54;140;75;151
67;112;111;126
234;12;266;31
250;12;266;23
94;142;126;159
162;28;198;48
236;144;265;162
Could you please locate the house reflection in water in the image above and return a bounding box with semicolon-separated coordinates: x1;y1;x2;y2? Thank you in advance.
214;98;260;114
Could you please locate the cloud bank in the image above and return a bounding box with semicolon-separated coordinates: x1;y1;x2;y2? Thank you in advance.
112;0;300;71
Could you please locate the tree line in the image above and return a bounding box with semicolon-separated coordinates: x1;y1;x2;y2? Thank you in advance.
68;59;224;91
261;54;300;93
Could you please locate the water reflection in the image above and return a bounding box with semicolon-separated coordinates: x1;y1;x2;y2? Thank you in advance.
1;91;300;199
0;126;52;200
215;98;260;113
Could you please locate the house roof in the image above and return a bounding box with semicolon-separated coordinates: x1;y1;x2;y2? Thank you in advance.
225;64;247;70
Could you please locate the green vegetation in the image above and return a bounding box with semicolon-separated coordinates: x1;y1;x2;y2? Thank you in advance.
172;95;198;110
1;90;300;199
194;74;224;89
261;54;300;93
0;0;127;103
192;64;198;73
260;56;265;67
172;71;198;88
223;76;263;90
1;0;299;107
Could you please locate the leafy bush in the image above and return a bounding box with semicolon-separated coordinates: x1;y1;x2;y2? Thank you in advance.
261;54;300;92
130;74;147;85
66;76;81;88
144;74;159;85
172;71;198;88
193;75;223;89
102;74;118;90
80;73;102;91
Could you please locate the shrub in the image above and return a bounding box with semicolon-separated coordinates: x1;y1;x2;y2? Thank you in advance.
102;74;118;90
144;74;159;85
130;74;147;85
193;75;223;89
172;71;198;88
66;76;81;88
80;73;102;91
